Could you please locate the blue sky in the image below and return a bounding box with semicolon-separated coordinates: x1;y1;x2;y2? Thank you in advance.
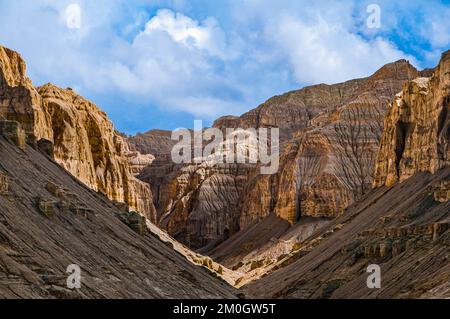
0;0;449;134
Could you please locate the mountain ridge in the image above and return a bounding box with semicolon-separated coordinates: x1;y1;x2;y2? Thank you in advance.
131;57;423;252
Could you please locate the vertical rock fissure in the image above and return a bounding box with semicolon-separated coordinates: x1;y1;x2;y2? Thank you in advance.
438;97;449;156
394;121;409;177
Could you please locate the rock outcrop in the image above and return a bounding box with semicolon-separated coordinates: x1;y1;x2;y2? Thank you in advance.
127;130;176;161
0;171;8;194
127;130;177;214
0;46;155;220
158;162;254;249
374;51;450;187
215;60;419;142
0;120;26;149
37;84;155;220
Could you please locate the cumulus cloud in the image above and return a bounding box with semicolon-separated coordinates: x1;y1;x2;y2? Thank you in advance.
101;9;243;117
143;9;226;58
267;15;417;84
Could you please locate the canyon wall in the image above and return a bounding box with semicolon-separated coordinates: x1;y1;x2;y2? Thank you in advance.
244;60;420;224
0;46;155;220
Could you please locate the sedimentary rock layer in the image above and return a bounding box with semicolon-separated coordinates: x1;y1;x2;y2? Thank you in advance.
0;46;52;141
244;60;421;225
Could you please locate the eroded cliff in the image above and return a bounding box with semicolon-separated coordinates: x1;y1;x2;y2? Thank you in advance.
374;51;450;187
0;46;155;220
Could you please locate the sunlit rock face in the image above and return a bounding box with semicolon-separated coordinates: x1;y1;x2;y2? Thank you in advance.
374;51;450;188
0;46;52;141
0;46;156;220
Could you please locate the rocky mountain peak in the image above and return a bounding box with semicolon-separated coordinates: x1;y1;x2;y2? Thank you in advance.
370;59;419;82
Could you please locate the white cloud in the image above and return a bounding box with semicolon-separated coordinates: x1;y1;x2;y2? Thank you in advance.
429;17;450;48
267;14;418;84
143;9;226;58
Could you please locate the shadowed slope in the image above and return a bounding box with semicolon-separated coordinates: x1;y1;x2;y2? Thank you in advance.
0;136;239;298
